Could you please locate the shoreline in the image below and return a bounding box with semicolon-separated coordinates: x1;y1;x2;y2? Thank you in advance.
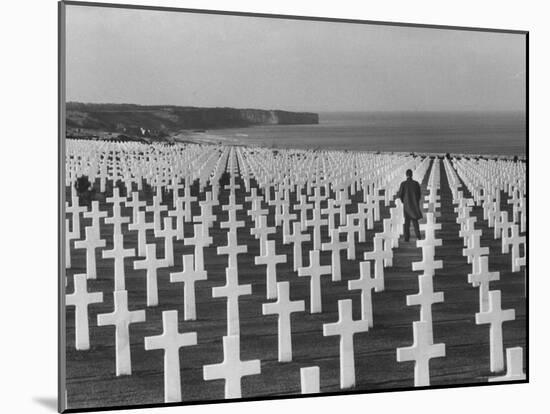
171;131;527;161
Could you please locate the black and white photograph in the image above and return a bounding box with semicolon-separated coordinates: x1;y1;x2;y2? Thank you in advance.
60;1;527;412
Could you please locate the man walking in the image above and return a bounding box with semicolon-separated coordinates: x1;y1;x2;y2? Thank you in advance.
397;169;423;241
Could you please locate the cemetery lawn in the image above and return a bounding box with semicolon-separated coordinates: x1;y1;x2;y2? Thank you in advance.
65;158;526;409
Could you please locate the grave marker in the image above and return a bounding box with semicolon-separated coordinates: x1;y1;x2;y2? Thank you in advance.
255;240;287;299
144;310;198;402
66;273;103;350
406;275;444;324
102;234;135;291
74;225;106;280
262;281;305;362
347;261;381;327
203;335;261;399
133;244;169;307
475;290;515;372
363;236;391;291
298;250;332;313
300;367;320;394
170;255;207;320
323;299;369;389
97;290;146;376
488;347;526;382
321;229;348;282
396;321;445;387
212;267;252;336
468;256;500;312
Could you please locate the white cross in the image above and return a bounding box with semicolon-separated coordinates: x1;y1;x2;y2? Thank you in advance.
250;215;276;256
354;203;370;242
106;187;127;206
146;192;168;232
306;207;328;250
183;223;212;271
378;218;396;262
144;310;198;402
279;202;297;238
66;273;103;350
322;199;340;231
197;196;217;229
169;180;184;207
463;231;489;274
412;245;443;277
488;347;526;382
283;221;310;271
300;366;320;394
128;210;154;257
309;186;325;209
125;191;146;223
493;211;509;240
339;216;360;260
212;267;252;336
417;213;442;249
248;198;268;228
298;250;332;313
363;236;391;291
347;261;382;328
262;281;305;362
270;194;286;226
322;229;348;281
66;195;87;239
294;195;313;229
180;185;197;222
203;335;261;399
468;256;500;312
396;320;445;387
220;199;245;232
102;233;135;291
217;231;247;270
65;218;75;269
507;224;526;272
369;190;384;221
336;190;352;225
133;243;168;307
83;200;107;239
245;187;259;204
155;217;178;266
170;255;207;320
74;225;106;280
105;203;130;238
255;240;287;299
168;198;186;240
97;290;146;376
323;299;369;389
475;290;515;372
458;217;477;249
406;275;444;324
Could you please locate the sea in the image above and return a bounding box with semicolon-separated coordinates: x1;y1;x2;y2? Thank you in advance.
211;111;526;156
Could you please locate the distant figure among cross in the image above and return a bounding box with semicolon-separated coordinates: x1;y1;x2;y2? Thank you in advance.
398;169;423;242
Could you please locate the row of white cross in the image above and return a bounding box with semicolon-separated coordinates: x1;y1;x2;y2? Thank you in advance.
65;140;526;403
396;159;446;387
66;143;424;399
445;157;525;381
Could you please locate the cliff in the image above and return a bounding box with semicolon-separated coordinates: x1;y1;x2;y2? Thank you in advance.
66;103;319;138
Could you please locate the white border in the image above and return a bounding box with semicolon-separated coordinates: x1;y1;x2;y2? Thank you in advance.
2;1;546;413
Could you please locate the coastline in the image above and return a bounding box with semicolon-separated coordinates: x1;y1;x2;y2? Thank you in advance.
171;130;527;161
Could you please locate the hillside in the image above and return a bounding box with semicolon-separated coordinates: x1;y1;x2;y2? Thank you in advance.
66;102;319;140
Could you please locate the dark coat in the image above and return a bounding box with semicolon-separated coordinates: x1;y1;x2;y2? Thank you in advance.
397;178;423;220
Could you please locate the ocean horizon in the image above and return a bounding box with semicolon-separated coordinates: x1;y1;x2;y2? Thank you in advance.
209;110;526;156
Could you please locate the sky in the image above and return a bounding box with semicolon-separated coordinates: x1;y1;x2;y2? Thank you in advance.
65;4;526;112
